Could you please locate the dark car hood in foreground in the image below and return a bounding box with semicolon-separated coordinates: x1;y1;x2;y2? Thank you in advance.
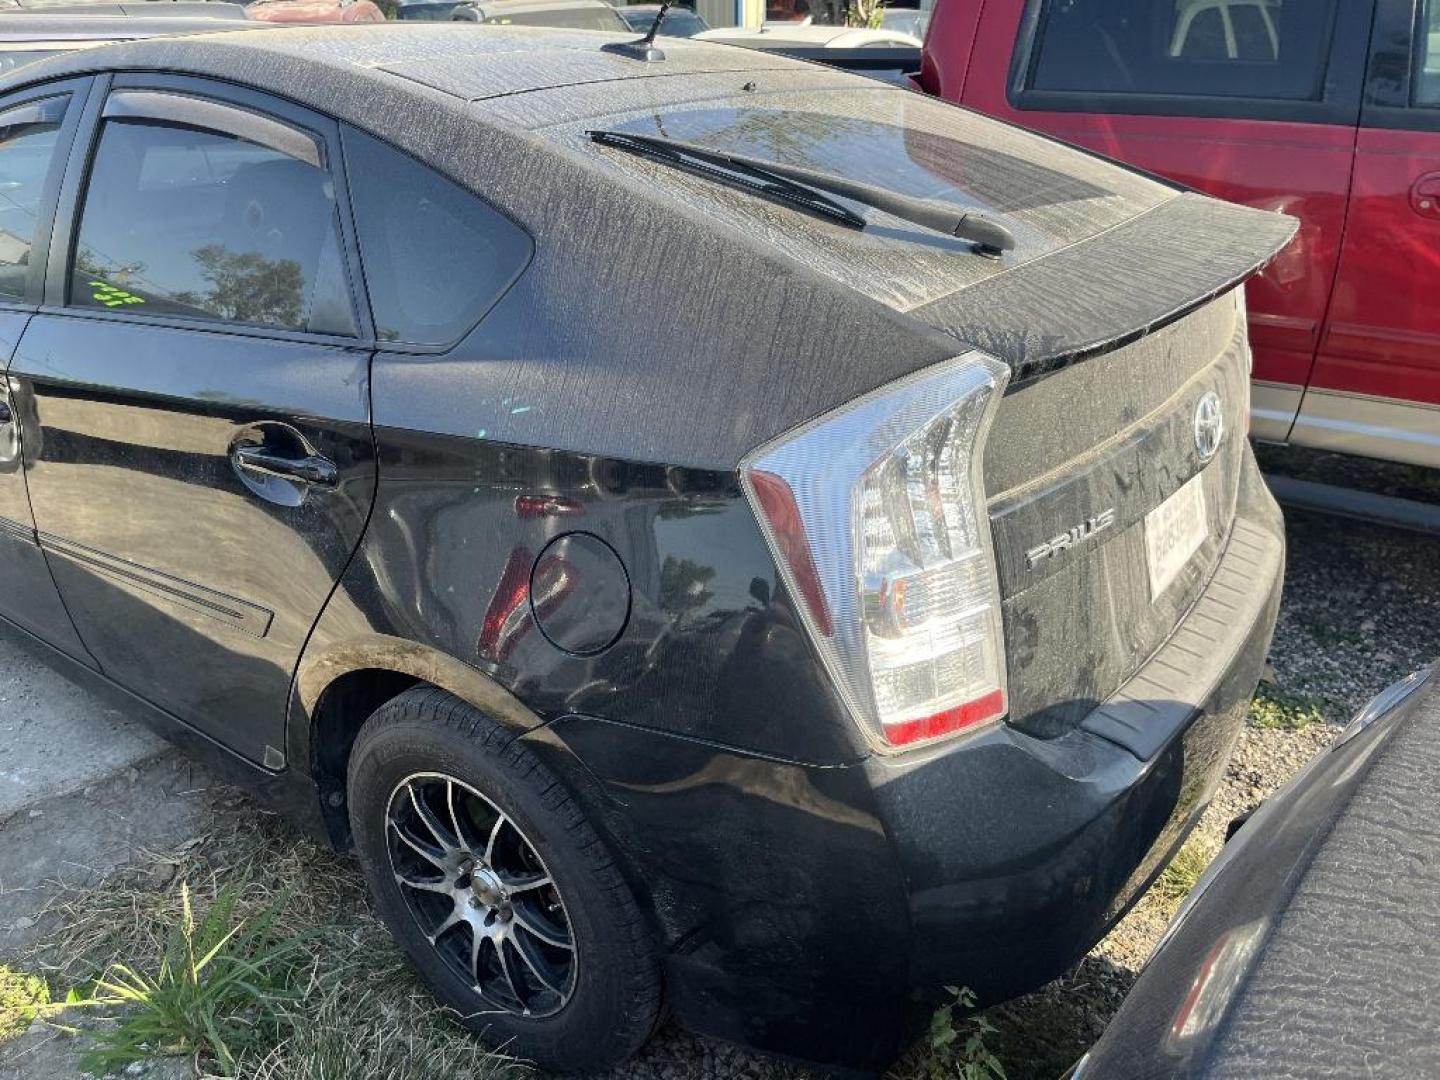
1081;665;1440;1080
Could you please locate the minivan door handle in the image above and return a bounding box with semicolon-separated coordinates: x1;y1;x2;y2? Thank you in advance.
232;445;338;488
1409;173;1440;216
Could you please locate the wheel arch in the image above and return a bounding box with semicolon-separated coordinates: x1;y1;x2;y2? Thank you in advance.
289;634;549;847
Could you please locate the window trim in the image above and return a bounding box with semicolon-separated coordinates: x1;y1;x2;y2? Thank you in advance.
45;73;374;345
1006;0;1373;127
102;90;325;169
0;76;95;310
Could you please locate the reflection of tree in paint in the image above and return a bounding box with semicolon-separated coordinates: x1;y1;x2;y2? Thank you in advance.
173;245;304;328
660;556;715;612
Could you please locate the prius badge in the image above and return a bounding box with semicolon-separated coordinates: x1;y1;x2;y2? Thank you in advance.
1025;508;1117;570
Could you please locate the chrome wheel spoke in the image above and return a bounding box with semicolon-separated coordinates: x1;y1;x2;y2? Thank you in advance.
395;871;452;897
510;925;564;996
484;813;505;865
513;909;572;951
501;871;552;894
389;816;448;870
408;783;458;851
446;779;476;852
496;937;525;1011
428;905;466;944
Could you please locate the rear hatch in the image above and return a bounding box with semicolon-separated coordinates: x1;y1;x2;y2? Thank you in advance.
488;60;1294;741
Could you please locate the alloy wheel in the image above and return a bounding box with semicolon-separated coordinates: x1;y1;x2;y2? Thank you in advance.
385;772;577;1018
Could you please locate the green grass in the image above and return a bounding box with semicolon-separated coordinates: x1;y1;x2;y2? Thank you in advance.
0;965;50;1044
29;817;524;1080
73;883;310;1076
1152;837;1218;910
1250;682;1328;731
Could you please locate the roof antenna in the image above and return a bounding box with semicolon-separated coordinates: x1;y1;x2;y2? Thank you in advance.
603;1;670;61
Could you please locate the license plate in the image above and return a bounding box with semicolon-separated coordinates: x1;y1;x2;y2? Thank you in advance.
1144;474;1208;599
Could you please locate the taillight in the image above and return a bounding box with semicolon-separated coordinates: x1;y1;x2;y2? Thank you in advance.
742;352;1010;752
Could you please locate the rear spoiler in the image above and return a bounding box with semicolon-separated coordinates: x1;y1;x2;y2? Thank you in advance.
910;192;1299;384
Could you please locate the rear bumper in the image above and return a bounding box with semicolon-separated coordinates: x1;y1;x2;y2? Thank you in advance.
527;451;1284;1071
875;451;1284;998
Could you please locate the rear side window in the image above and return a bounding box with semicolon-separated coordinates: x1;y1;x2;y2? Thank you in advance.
71;104;356;335
0;95;68;301
1027;0;1336;101
342;128;531;347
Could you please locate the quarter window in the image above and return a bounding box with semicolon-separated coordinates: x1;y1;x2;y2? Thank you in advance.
0;95;68;302
1027;0;1336;102
342;127;531;347
71;101;355;335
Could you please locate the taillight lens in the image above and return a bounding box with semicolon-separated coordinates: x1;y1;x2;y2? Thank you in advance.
742;351;1010;752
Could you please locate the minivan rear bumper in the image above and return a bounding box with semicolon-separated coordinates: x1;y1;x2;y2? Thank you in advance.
527;449;1284;1072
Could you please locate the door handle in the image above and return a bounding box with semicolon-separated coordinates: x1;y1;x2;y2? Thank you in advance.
231;445;338;487
0;400;12;424
1410;173;1440;216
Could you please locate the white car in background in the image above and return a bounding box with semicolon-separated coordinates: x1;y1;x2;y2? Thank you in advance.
695;22;921;49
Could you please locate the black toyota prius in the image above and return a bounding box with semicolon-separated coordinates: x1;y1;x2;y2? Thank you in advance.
0;24;1294;1073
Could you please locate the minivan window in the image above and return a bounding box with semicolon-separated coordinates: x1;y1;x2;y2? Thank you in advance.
1028;0;1336;102
70;113;356;335
1417;0;1440;106
0;95;68;301
342;127;531;347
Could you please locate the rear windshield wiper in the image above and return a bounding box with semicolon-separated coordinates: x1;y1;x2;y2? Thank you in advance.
587;129;1016;256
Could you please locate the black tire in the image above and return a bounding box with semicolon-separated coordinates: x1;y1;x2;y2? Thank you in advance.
347;686;662;1072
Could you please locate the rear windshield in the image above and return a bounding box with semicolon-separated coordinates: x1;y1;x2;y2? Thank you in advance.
483;5;626;30
572;91;1173;311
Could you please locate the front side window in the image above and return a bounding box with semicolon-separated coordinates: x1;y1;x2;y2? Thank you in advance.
0;95;68;302
71;104;355;335
1027;0;1336;102
1417;0;1440;106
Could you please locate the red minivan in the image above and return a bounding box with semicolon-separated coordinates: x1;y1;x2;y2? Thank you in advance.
914;0;1440;469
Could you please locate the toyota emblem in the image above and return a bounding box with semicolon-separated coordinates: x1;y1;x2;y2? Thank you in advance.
1194;391;1224;461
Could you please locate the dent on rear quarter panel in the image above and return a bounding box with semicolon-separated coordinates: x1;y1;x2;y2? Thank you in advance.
297;423;867;765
